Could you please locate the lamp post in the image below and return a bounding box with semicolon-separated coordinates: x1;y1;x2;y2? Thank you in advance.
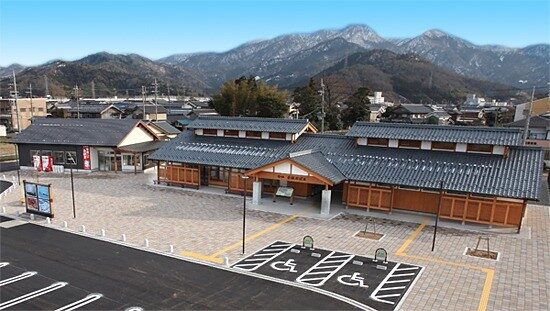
241;175;250;254
431;180;444;252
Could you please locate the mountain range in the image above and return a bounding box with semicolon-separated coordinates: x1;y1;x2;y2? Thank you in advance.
1;24;547;101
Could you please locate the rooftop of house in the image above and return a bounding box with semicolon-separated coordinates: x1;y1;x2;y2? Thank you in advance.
396;104;433;114
150;121;181;135
11;118;144;147
506;116;550;130
187;116;313;133
347;122;524;146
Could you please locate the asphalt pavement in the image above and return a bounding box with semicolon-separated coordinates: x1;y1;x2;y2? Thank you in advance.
0;222;356;310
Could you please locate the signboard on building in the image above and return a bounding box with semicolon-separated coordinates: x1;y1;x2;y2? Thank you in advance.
23;180;54;217
82;146;91;170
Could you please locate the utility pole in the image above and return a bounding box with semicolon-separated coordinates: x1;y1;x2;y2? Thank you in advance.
74;85;80;118
152;79;159;121
11;70;21;132
523;86;535;144
44;75;49;97
320;79;326;133
167;81;171;102
141;86;147;121
91;80;96;99
26;83;34;118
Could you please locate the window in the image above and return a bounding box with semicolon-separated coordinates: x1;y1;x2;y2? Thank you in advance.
367;138;389;146
269;132;286;140
246;131;262;138
432;141;456;151
30;150;40;160
398;139;421;148
42;150;52;157
209;166;229;184
202;129;217;136
38;108;44;112
65;151;77;165
224;130;239;137
467;144;493;153
20;108;27;112
53;151;65;164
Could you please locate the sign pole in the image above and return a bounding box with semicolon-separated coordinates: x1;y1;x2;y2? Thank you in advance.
431;180;444;252
70;164;76;218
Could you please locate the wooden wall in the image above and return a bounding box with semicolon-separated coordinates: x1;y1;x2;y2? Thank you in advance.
343;182;525;228
158;163;199;188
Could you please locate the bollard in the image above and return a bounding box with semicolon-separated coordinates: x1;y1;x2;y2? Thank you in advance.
121;234;126;242
100;229;106;237
2;206;6;213
2;174;5;180
16;211;20;217
144;239;149;247
46;217;51;224
63;221;68;228
223;255;229;267
169;245;174;253
81;225;86;233
30;214;35;220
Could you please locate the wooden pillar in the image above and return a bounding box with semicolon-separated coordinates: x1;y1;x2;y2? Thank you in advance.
197;165;201;189
133;153;137;175
113;149;118;173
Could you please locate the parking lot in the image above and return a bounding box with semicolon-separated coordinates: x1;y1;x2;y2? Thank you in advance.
0;171;549;310
233;241;422;310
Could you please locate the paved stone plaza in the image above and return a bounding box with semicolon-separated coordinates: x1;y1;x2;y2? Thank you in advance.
1;170;548;311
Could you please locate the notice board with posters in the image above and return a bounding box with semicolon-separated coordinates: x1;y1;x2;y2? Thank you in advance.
23;180;54;217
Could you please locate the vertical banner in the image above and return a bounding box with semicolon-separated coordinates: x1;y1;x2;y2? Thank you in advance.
33;155;42;171
41;155;53;172
83;146;91;170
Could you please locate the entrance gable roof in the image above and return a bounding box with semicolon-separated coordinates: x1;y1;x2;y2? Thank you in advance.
289;150;346;185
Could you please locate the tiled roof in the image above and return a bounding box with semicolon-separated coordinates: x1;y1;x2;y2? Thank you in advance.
149;131;542;199
11;118;141;147
347;122;524;146
187;116;311;133
505;116;550;129
397;104;433;114
290;150;346;184
151;121;181;135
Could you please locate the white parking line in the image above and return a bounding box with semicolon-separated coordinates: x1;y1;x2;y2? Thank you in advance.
296;252;355;287
55;293;103;311
385;279;411;284
0;262;9;268
0;282;68;310
378;286;406;291
391;272;415;277
395;267;419;271
0;271;37;287
376;294;401;298
233;243;294;271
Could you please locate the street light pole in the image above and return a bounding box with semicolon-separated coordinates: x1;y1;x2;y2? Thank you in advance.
241;175;250;254
431;180;444;252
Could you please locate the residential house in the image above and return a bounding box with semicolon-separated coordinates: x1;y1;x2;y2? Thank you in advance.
506;115;550;164
514;97;550;121
0;98;48;132
382;104;433;123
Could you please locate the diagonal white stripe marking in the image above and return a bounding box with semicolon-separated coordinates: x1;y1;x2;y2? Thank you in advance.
395;267;419;271
385;279;411;284
376;294;401;298
55;294;103;311
379;286;406;291
242;258;270;262
0;282;67;310
391;273;416;277
297;277;327;282
0;271;37;287
0;263;9;268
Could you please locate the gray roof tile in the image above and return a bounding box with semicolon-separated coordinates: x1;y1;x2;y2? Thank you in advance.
187;116;311;133
12;118;141;146
347;122;524;146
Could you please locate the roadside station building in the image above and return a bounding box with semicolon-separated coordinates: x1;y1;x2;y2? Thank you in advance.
12;118;163;172
149;116;543;229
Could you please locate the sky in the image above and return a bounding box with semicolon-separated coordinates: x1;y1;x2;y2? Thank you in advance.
1;0;549;66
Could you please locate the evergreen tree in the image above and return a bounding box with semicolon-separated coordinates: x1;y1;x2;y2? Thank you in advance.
341;87;372;128
211;76;288;117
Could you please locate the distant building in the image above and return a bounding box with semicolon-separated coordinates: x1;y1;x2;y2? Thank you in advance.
426;110;452;125
514;97;550;121
506;115;550;164
0;98;48;132
383;104;433;123
368;104;387;122
463;94;507;108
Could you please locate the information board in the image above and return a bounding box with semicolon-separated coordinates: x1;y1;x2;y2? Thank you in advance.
23;180;54;217
276;186;294;198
